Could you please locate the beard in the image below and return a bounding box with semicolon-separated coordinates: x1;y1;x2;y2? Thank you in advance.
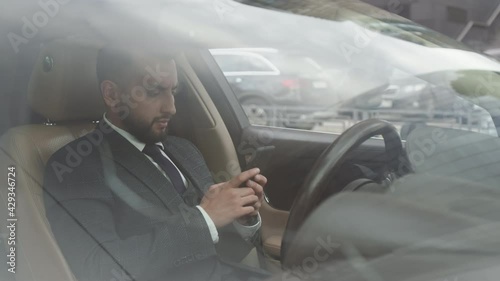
121;109;169;144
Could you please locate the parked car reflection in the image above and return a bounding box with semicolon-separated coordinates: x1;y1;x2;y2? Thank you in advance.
210;48;336;129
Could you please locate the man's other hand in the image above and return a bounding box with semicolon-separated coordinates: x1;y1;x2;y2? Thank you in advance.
239;173;267;218
200;168;265;228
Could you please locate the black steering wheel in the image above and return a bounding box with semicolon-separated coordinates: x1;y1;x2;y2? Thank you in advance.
280;119;408;260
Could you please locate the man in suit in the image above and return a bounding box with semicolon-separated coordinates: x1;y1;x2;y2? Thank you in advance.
43;45;270;281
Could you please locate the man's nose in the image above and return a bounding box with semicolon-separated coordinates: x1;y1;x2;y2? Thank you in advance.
161;92;176;116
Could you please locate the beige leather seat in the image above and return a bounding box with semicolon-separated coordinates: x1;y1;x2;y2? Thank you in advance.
0;39;105;281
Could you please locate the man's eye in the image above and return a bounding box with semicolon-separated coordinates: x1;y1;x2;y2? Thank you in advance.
146;90;161;97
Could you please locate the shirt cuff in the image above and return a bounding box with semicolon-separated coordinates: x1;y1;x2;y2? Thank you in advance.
196;205;219;244
233;213;261;241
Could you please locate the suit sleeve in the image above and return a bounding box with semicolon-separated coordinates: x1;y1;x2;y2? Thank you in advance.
181;140;262;258
43;157;217;281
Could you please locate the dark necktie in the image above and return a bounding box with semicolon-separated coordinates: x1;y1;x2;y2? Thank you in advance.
142;144;186;194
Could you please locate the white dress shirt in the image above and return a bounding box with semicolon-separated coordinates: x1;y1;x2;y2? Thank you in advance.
103;114;261;243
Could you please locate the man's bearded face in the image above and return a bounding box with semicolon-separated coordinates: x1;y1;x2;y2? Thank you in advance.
117;59;178;144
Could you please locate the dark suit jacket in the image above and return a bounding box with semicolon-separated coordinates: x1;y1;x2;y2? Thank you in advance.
43;120;260;281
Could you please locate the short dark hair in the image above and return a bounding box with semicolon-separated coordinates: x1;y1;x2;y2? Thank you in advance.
96;44;177;91
96;45;135;90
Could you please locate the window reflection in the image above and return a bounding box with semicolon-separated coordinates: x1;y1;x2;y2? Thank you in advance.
199;1;500;138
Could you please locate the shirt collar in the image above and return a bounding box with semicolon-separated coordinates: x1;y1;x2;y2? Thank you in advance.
103;113;164;151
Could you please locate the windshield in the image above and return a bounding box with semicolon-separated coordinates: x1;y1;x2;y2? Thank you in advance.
176;0;500;137
3;1;500;281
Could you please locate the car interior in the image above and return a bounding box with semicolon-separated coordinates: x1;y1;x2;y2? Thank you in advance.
0;35;404;280
2;15;500;281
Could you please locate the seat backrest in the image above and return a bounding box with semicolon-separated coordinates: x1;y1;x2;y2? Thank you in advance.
0;39;105;281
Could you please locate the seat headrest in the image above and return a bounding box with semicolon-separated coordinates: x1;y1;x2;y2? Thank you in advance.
28;39;106;122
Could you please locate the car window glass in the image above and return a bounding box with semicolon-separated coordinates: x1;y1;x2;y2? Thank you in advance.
205;1;499;139
212;53;276;73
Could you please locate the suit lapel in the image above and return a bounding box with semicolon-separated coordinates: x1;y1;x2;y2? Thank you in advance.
97;122;184;209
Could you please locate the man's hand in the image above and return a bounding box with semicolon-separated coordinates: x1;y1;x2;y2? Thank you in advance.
200;168;263;228
239;173;267;219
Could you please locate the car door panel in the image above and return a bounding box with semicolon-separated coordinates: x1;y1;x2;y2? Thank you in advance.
260;201;288;261
240;126;389;211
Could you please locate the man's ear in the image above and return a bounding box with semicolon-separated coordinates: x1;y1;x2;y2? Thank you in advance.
101;80;121;108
